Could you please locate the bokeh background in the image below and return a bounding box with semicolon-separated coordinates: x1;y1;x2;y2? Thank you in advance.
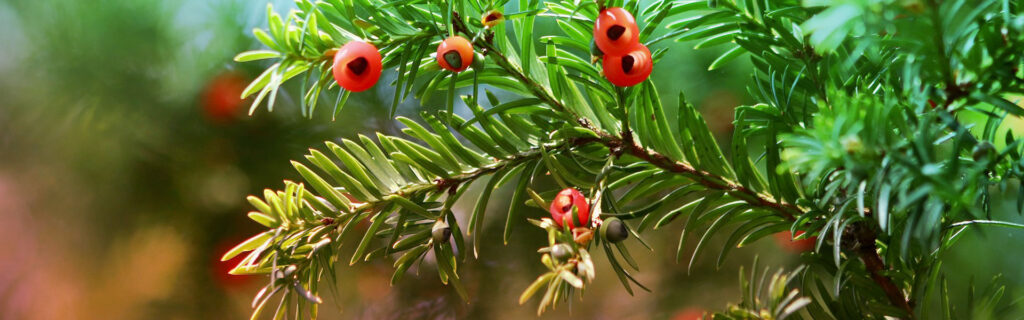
1;0;1023;319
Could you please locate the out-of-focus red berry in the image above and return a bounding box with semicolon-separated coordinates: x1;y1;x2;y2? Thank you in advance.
774;230;816;252
201;72;248;123
213;237;257;290
671;307;705;320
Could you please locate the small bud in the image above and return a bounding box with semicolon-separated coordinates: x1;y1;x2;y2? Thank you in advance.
551;243;572;261
432;220;451;243
273;265;298;281
574;262;587;278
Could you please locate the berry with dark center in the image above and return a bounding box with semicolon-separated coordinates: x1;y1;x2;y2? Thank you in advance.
332;41;383;92
601;217;629;243
549;188;591;228
602;44;653;87
593;7;640;56
481;10;504;28
432;220;451;243
436;36;474;72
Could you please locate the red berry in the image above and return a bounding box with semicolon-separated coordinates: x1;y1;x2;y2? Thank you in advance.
774;231;816;252
213;237;257;290
549;188;590;228
593;7;640;56
201;72;247;123
671;308;705;320
436;36;474;72
332;41;382;92
602;44;653;87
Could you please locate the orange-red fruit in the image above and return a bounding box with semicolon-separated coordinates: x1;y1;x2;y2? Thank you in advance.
774;231;816;252
671;308;706;320
602;44;653;87
436;36;474;72
549;188;591;229
213;237;257;290
201;72;247;123
332;41;382;92
593;7;640;56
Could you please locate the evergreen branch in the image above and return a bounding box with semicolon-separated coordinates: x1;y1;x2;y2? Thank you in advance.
613;136;799;220
226;0;1024;318
228;108;597;315
466;15;918;315
334;136;595;217
459;17;801;222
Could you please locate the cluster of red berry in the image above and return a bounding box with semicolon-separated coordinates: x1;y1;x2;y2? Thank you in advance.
594;7;652;87
330;36;475;92
331;8;653;92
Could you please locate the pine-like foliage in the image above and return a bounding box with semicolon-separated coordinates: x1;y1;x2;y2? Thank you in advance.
223;0;1024;318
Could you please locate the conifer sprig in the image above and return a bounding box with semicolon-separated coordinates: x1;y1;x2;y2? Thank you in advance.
226;0;1024;318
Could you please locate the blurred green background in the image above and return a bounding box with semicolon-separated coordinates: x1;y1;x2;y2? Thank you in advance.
1;0;1023;319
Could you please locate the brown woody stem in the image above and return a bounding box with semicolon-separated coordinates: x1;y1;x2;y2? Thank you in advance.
854;222;915;318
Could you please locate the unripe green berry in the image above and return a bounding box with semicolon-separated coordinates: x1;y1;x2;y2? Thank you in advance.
601;217;629;243
432;220;451;243
472;51;485;70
